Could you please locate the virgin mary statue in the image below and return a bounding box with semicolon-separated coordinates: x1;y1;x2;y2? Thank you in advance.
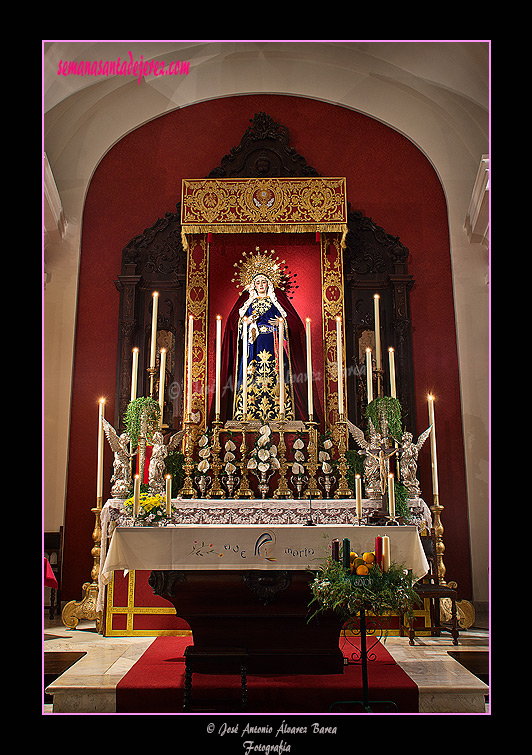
213;247;318;425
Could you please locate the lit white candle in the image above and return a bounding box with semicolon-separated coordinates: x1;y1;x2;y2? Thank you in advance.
215;315;222;419
382;534;390;572
242;317;248;419
428;394;439;497
336;317;344;417
165;474;172;517
355;474;362;520
133;474;140;517
186;315;193;418
374;294;382;371
278;318;285;418
131;348;139;402
305;317;313;420
366;348;373;403
150;292;159;370
388;473;396;517
97;398;105;505
158;348;166;426
388;347;396;398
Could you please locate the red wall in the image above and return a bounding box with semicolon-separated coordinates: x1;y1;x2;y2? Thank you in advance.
63;94;472;601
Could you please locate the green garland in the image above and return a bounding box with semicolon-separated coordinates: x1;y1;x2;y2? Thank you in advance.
365;396;402;440
394;481;411;522
309;557;421;622
124;397;161;449
165;450;185;497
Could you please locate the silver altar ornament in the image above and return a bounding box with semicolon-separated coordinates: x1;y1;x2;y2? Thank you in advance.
222;437;238;491
399;427;432;498
102;418;136;498
247;425;279;498
318;460;336;496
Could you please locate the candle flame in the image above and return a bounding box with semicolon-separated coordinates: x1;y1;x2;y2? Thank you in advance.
153;291;159;298
216;314;222;320
336;316;341;322
374;293;380;299
428;393;435;401
132;347;139;353
388;347;394;352
98;397;106;404
366;347;372;353
306;317;311;323
160;348;166;353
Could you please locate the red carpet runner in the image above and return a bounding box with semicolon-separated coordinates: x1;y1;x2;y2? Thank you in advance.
116;635;418;713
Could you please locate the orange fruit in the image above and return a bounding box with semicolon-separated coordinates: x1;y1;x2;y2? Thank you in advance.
356;564;369;575
362;552;375;564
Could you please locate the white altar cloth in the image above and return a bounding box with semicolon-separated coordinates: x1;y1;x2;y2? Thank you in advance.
100;524;428;584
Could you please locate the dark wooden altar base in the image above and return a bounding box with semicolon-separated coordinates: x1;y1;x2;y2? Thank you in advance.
148;570;345;675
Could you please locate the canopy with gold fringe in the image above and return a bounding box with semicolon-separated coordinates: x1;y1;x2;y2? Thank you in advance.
180;177;348;248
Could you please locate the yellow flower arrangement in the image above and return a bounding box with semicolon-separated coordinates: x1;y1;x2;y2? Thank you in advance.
123;492;167;524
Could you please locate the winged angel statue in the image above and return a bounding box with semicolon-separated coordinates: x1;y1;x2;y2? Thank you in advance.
147;429;185;494
346;419;432;499
102;418;135;499
398;428;432;498
103;419;185;498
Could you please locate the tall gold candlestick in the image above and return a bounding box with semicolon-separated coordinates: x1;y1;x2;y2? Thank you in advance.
179;420;197;499
236;422;253;498
366;348;373;403
305;317;313;420
428;394;439;498
336;316;344;417
373;294;382;371
304;419;321;500
215;315;222;419
149;292;159;395
388;473;396;518
158;348;166;427
133;474;140;517
186;315;193;418
150;292;159;369
165;474;172;517
207;418;226;499
273;420;291;499
355;474;362;522
388;347;396;398
242;317;248;418
131;348;139;402
97;398;105;507
374;294;383;396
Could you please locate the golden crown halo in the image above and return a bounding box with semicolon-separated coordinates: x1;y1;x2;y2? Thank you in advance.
231;247;293;292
